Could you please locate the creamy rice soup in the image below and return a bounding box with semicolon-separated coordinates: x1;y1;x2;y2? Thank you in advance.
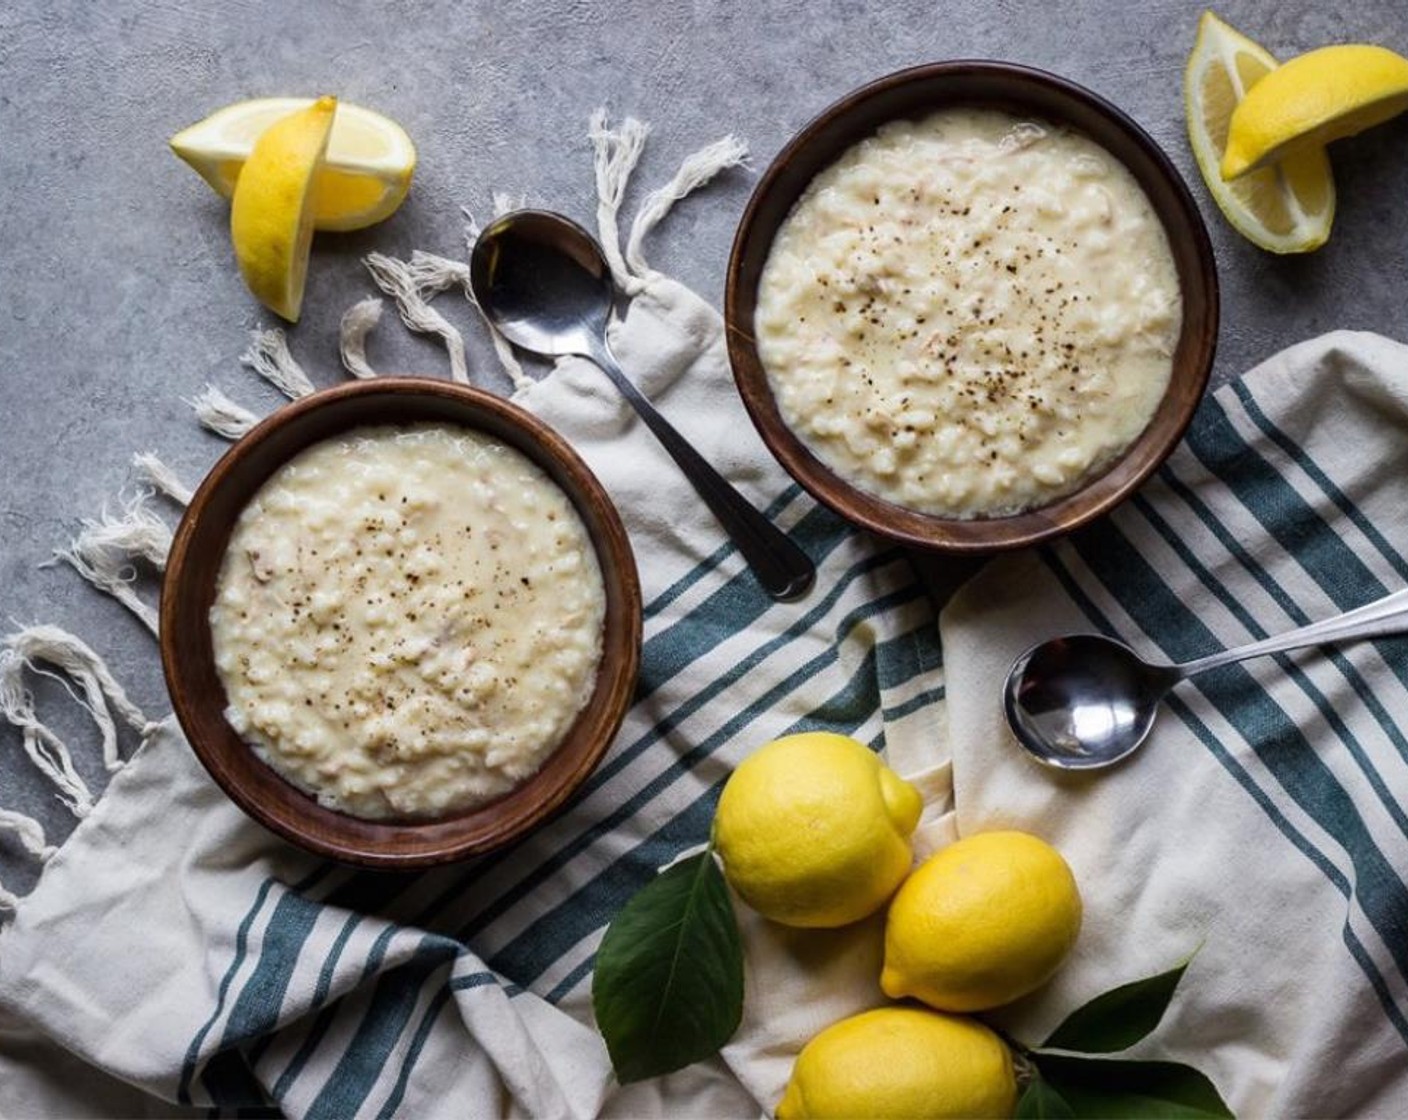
756;108;1182;518
210;424;606;821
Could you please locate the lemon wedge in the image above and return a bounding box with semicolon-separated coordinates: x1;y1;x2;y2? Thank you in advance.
230;96;336;322
1222;43;1408;179
171;97;416;231
1185;12;1335;253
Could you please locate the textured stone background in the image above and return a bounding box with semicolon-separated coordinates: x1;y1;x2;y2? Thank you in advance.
3;0;1407;892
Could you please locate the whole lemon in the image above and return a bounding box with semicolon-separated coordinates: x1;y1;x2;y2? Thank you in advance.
882;830;1081;1012
776;1005;1017;1119
712;732;922;928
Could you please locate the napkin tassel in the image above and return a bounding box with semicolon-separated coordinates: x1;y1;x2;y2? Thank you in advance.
339;296;384;379
50;452;194;634
363;250;473;384
239;327;316;399
0;805;55;914
0;623;155;916
50;490;172;637
187;383;259;440
131;450;194;506
588;108;650;295
624;133;749;278
186;327;315;435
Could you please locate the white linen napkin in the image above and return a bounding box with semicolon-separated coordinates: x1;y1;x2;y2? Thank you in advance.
942;330;1408;1118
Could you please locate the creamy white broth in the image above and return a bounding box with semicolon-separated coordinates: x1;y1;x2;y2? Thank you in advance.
210;423;606;821
755;108;1181;518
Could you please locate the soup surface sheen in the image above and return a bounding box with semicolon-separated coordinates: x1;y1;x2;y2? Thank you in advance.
756;107;1182;518
210;423;606;821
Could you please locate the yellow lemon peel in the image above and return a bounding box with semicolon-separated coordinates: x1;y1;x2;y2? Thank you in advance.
1223;43;1408;179
882;830;1082;1012
712;732;921;929
776;1006;1017;1120
229;96;337;322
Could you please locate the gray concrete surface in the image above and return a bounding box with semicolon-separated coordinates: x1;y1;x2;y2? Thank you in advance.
3;0;1407;894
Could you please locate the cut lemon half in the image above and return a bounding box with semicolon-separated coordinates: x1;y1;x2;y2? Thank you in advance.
1223;44;1408;179
230;96;336;322
1185;11;1334;254
172;97;416;231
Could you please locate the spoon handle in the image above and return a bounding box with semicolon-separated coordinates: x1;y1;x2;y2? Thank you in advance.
588;342;816;601
1179;586;1408;676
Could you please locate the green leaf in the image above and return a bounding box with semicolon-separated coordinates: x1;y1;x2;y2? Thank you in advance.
1031;1054;1234;1118
1015;1073;1077;1119
591;851;744;1084
1041;956;1193;1053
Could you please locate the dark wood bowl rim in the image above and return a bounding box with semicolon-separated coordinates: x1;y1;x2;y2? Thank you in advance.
725;60;1219;553
161;377;642;869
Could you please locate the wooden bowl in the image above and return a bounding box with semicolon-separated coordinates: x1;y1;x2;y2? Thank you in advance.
725;61;1219;552
161;378;642;869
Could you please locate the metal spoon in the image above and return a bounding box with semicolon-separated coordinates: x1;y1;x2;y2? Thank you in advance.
469;209;816;602
1004;586;1408;770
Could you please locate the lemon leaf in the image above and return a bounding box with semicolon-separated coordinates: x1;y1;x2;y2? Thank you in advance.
1015;1073;1077;1119
1027;1055;1233;1119
592;851;743;1084
1040;954;1194;1054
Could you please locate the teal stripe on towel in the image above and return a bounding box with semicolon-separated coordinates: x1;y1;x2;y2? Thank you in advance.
1042;545;1408;1043
375;973;499;1120
1231;380;1408;583
1212;384;1408;704
178;878;276;1105
302;936;460;1120
1063;518;1408;980
181;863;332;1104
270;924;400;1104
217;890;324;1048
1152;460;1408;729
1182;401;1398;636
636;500;854;690
229;871;407;1077
883;683;947;723
1132;489;1408;830
247;910;368;1073
372;987;454;1120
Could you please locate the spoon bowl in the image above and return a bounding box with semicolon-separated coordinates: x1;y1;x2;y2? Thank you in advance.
1004;635;1178;770
1005;585;1408;771
468;210;613;358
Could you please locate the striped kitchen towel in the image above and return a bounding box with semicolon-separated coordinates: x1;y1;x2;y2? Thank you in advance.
5;103;1406;1116
943;330;1408;1118
0;115;948;1119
